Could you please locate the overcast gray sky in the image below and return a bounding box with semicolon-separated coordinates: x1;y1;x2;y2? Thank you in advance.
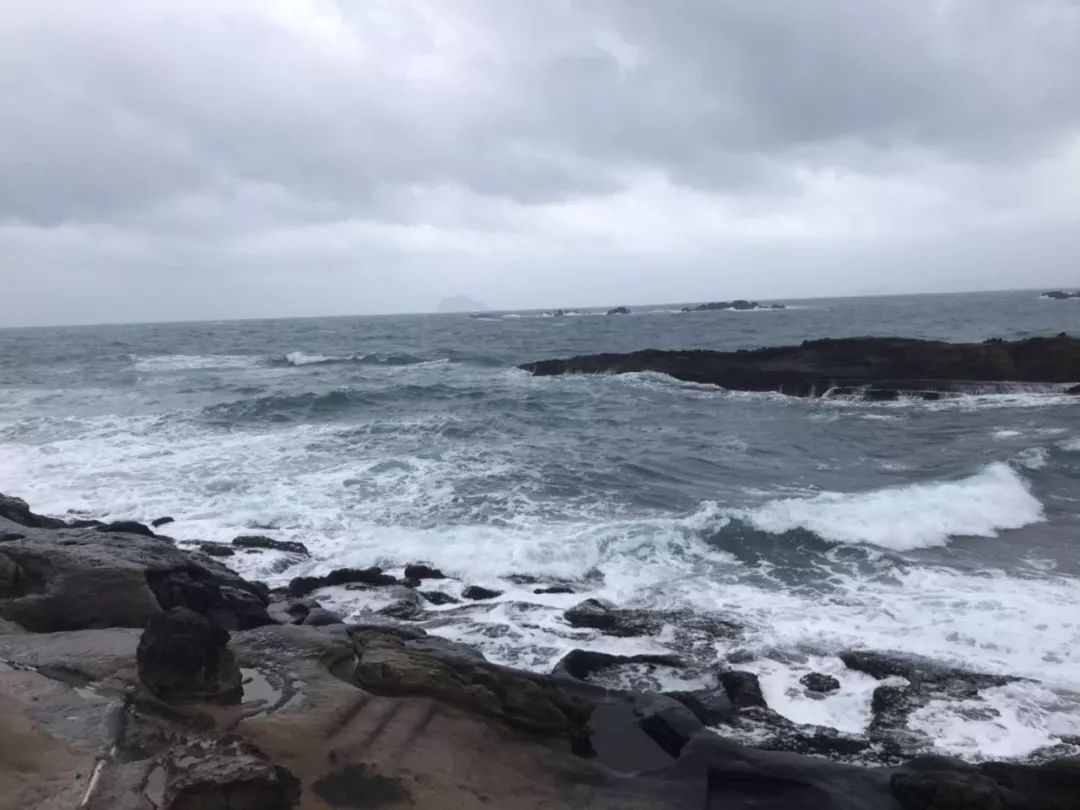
2;0;1079;325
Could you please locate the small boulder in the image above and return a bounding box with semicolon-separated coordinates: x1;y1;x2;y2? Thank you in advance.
800;672;841;694
534;586;575;594
137;606;242;704
198;543;235;558
462;585;503;600
67;518;105;529
97;520;156;537
232;535;309;555
607;306;631;315
151;516;175;528
403;563;446;580
719;670;767;709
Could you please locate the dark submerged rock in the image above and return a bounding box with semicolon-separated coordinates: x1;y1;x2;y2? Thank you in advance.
198;542;235;557
404;563;446;580
151;516;175;528
137;606;242;703
801;672;841;694
719;670;768;709
232;535;309;555
462;585;503;600
287;566;397;596
520;335;1080;399
607;306;631;315
534;585;575;594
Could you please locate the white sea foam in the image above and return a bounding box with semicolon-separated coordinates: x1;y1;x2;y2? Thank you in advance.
284;351;336;366
909;682;1080;760
737;463;1043;550
132;354;261;372
1059;437;1080;452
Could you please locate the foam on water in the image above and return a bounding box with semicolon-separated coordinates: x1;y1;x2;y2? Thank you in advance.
736;463;1044;550
132;354;262;372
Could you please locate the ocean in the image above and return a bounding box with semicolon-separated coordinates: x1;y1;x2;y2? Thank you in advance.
2;289;1079;761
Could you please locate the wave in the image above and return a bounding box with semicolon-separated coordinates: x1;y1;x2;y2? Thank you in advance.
277;351;435;367
131;354;262;372
730;463;1043;551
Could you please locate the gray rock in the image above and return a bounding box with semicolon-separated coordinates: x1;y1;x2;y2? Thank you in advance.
0;493;65;529
552;649;685;681
403;563;446;580
151;516;175;528
97;520;156;537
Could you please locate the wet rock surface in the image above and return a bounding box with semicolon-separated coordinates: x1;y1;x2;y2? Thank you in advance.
232;535;310;555
286;565;398;596
520;335;1080;398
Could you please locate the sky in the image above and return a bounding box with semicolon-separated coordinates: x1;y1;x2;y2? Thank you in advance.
2;0;1080;326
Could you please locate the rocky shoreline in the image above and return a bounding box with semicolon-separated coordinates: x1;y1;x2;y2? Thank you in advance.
519;335;1080;400
3;492;1079;809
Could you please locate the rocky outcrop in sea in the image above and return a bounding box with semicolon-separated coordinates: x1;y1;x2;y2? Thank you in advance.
520;334;1080;400
2;492;1079;809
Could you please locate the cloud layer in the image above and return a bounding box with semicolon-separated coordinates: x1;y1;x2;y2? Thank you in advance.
3;0;1079;324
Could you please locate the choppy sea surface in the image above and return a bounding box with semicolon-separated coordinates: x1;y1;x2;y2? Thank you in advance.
2;290;1080;760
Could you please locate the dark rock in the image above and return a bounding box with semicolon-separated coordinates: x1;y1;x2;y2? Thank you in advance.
563;598;660;636
0;531;26;542
377;590;424;620
312;765;411;809
607;306;631;315
682;299;784;312
1044;290;1080;300
668;687;736;725
401;576;421;588
97;520;156;537
66;518;105;529
0;551;24;597
403;563;446;580
839;650;1012;690
287;566;397;597
137;606;242;703
462;585;503;600
552;648;685;681
302;607;344;627
0;493;66;529
534;585;575;594
585;701;675;771
352;631;596;741
151;516;175;528
801;672;841;694
419;590;460;605
231;535;309;555
719;670;768;708
0;526;272;632
163;737;301;810
632;693;704;758
198;543;235;558
520;335;1080;399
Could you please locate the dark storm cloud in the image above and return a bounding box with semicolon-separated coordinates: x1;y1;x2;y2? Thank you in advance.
1;1;1078;325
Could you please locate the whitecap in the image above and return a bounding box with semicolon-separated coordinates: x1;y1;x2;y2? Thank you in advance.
736;463;1043;550
132;354;261;372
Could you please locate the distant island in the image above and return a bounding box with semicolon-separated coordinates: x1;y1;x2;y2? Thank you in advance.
1043;290;1080;300
681;300;785;312
437;295;487;313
